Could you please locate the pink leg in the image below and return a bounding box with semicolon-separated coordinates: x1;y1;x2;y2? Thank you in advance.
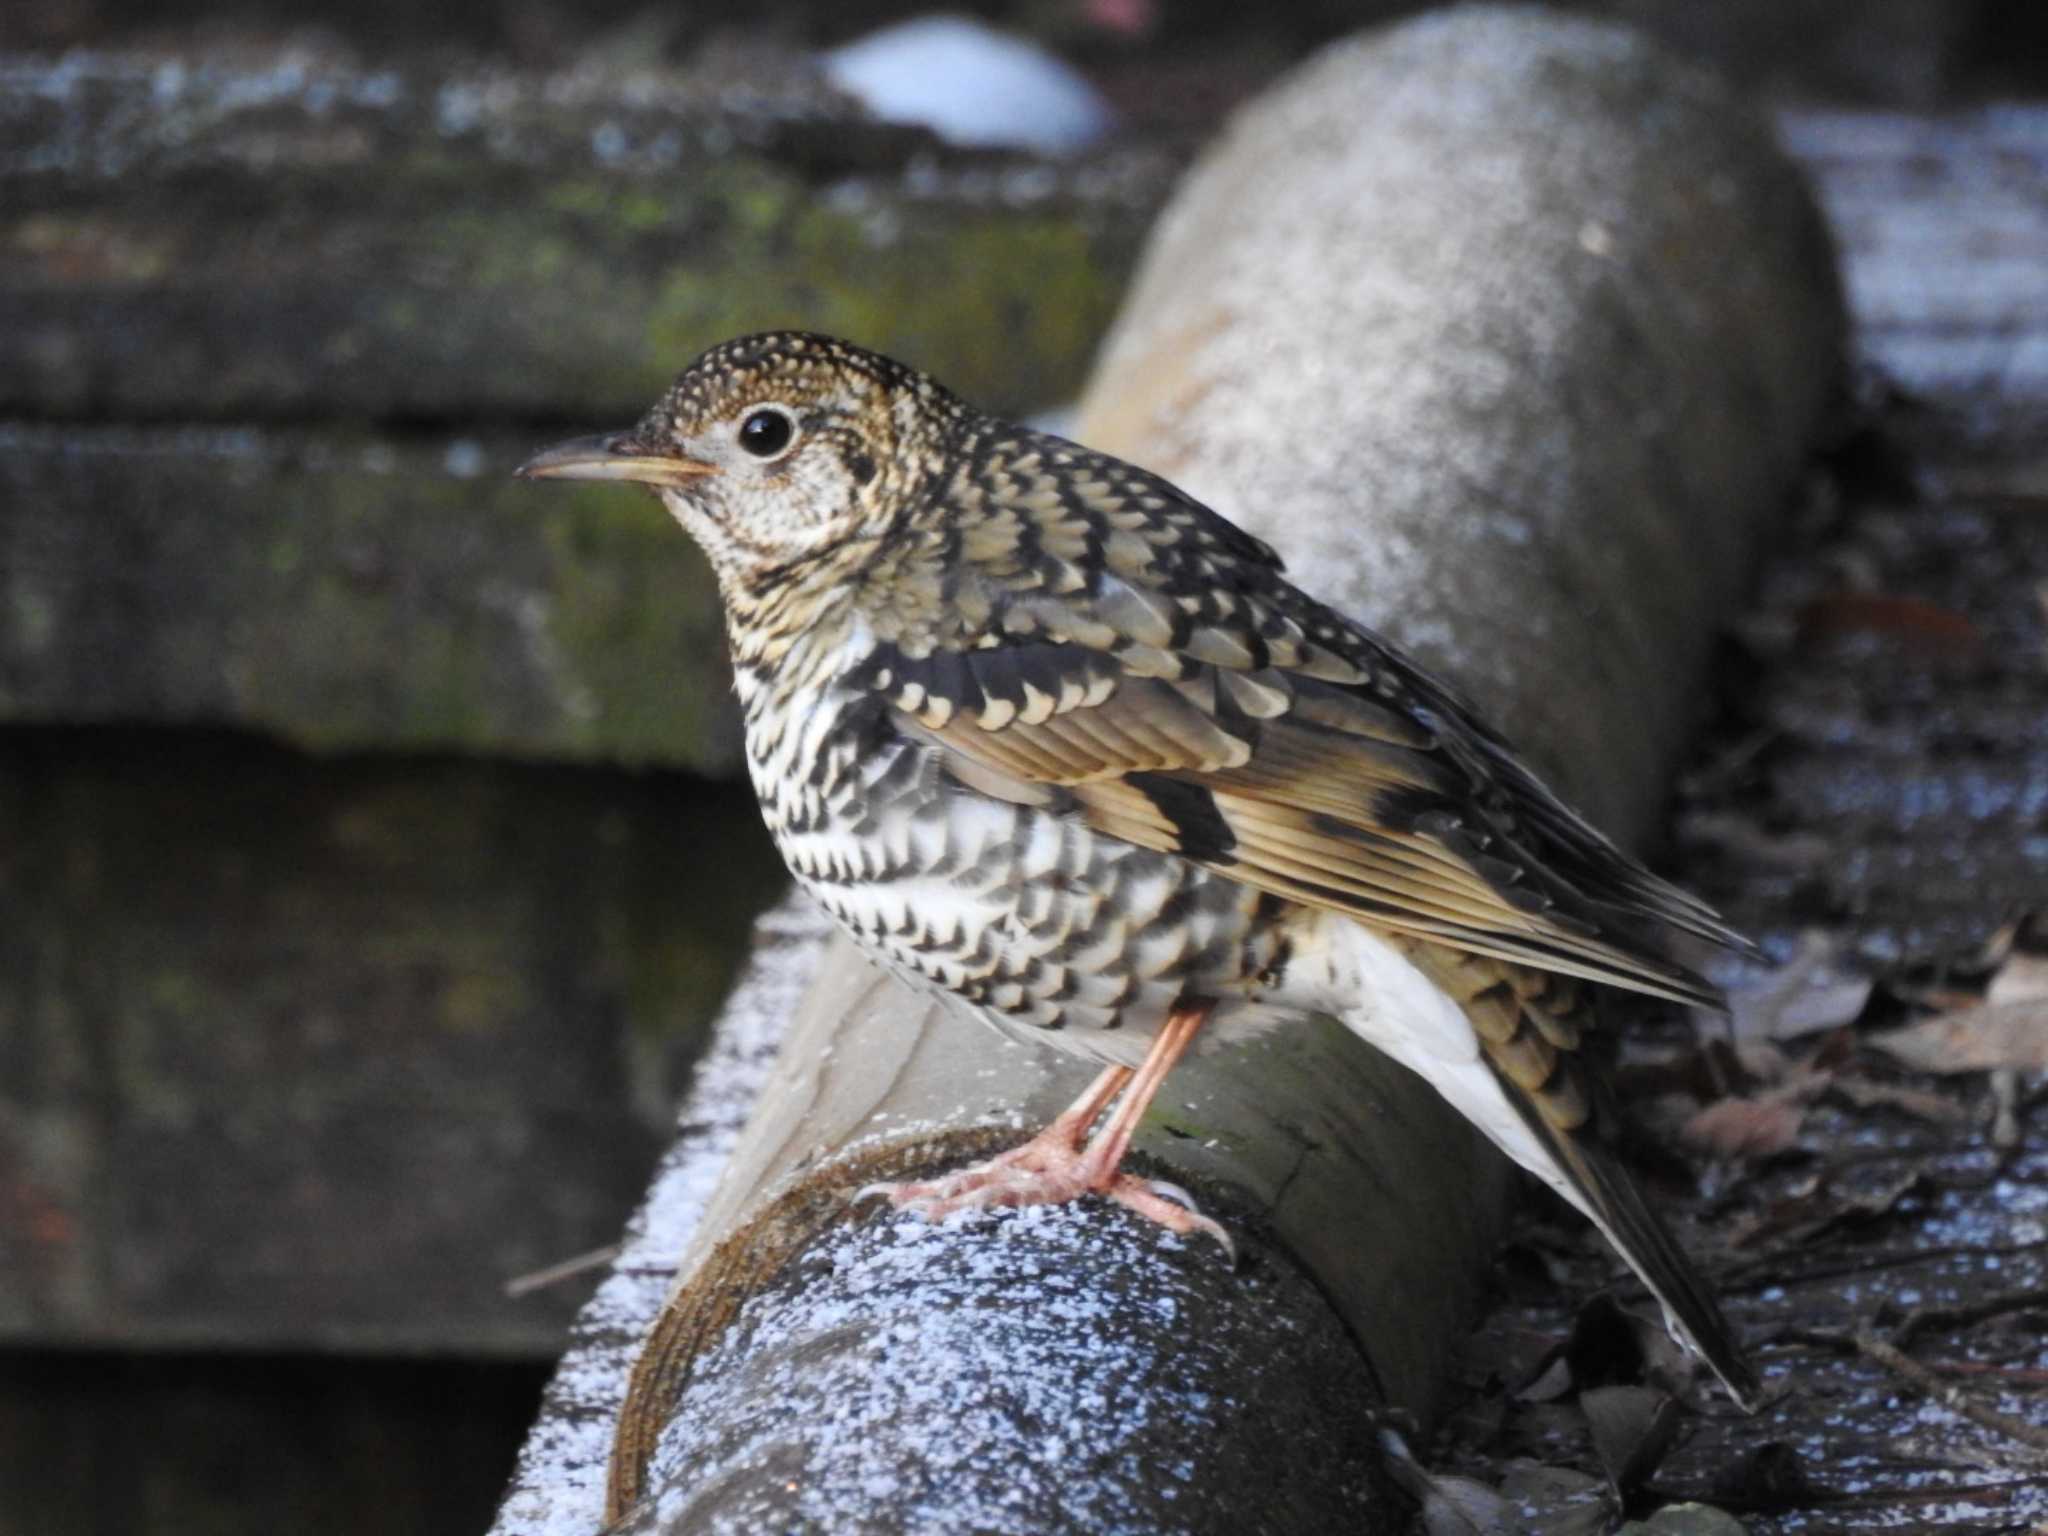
1041;1061;1135;1145
858;1001;1231;1253
1074;1001;1207;1188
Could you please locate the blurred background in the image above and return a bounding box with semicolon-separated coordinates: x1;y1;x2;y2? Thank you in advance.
1;3;2045;1533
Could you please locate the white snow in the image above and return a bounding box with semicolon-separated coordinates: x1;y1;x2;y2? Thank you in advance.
486;895;829;1536
820;15;1112;155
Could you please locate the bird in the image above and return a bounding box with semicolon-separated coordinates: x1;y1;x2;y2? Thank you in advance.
518;330;1760;1409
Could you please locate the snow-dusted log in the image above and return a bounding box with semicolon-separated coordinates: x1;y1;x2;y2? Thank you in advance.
498;8;1846;1533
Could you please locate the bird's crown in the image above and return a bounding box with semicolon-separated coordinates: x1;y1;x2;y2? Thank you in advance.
647;331;940;435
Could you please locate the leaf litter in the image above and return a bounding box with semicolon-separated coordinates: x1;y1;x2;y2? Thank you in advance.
1415;387;2048;1533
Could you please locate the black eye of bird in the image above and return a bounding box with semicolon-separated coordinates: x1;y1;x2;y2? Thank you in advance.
738;408;795;459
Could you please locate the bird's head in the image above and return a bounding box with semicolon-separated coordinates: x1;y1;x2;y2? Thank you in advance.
518;332;961;594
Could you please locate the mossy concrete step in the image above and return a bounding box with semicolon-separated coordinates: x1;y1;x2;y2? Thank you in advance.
1;424;752;770
0;728;786;1355
0;50;1169;424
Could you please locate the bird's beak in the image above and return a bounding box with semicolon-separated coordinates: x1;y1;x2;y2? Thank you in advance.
514;432;719;489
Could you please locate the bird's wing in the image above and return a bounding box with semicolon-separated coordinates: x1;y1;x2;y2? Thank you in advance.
850;537;1738;1008
847;428;1743;1003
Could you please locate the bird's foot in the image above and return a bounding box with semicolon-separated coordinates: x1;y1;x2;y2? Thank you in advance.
857;1126;1234;1257
1100;1175;1236;1259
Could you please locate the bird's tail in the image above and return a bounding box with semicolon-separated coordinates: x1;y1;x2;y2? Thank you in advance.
1341;927;1760;1410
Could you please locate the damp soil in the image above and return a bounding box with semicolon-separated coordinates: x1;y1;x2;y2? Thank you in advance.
1423;395;2048;1534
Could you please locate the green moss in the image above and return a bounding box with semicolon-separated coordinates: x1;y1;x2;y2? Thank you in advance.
532;484;733;768
12;213;180;284
636;179;1130;415
539;179;616;222
439;967;526;1037
5;136;1153;768
144;969;207;1021
426;154;1138;417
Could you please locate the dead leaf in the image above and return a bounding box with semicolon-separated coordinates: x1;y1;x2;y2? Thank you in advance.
1378;1429;1511;1536
1795;591;1985;656
1880;917;2031;1008
1714;1440;1820;1509
1987;951;2048;1008
1617;1505;1749;1536
1495;1464;1615;1536
1731;1038;1795;1086
1581;1384;1684;1495
1538;1293;1703;1403
1682;1087;1818;1158
1728;931;1874;1042
1865;1002;2048;1074
1829;1074;1972;1126
1409;1470;1510;1536
1727;1167;1926;1249
1517;1353;1577;1405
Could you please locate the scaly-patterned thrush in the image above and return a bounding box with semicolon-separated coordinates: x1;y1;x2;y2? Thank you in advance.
519;331;1759;1408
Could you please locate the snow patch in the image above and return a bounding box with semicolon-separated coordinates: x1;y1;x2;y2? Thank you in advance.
487;895;829;1536
821;15;1112;155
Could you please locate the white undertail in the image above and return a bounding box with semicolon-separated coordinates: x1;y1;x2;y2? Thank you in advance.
1311;913;1737;1396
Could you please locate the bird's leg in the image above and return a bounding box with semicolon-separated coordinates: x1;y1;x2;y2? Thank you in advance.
1036;1060;1137;1147
1072;999;1208;1190
1074;999;1232;1252
858;1000;1231;1253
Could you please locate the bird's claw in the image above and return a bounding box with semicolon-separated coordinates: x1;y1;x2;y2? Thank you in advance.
856;1146;1235;1260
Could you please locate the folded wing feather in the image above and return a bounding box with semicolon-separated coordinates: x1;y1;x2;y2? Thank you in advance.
877;628;1732;1009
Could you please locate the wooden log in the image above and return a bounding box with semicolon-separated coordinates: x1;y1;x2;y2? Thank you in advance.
495;9;1847;1532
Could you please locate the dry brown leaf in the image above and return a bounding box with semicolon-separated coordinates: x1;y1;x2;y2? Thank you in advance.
1732;1038;1795;1085
1728;931;1873;1042
1865;1002;2048;1074
1681;1093;1809;1158
1494;1464;1614;1536
1581;1385;1683;1495
1829;1074;1973;1125
1727;1168;1925;1250
1795;591;1985;656
1987;951;2048;1008
1380;1431;1616;1536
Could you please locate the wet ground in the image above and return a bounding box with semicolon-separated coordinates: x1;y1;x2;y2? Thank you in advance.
1423;394;2048;1533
